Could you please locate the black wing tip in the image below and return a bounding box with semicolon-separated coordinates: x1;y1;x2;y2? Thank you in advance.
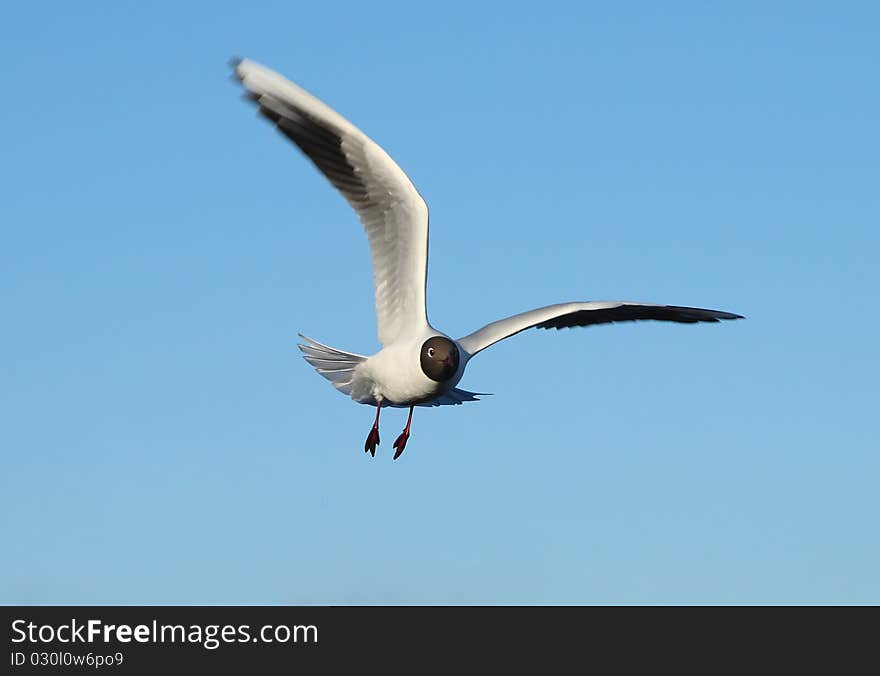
534;305;745;330
665;306;744;321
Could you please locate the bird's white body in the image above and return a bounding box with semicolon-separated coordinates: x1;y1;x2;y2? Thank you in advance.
350;332;468;407
233;57;742;457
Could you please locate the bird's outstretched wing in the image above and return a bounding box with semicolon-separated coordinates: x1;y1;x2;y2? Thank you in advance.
457;302;743;356
234;59;430;346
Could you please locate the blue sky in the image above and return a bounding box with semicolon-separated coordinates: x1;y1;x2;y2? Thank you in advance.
2;2;878;603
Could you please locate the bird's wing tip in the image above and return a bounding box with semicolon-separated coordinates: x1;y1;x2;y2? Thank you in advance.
228;56;246;80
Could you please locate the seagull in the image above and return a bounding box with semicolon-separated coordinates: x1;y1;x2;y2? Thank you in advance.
232;58;743;460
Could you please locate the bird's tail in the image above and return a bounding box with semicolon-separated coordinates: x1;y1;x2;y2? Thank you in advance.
297;334;366;397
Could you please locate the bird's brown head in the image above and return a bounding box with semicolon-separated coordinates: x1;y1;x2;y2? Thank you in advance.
420;336;460;382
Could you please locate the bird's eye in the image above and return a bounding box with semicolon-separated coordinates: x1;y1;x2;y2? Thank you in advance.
427;347;435;358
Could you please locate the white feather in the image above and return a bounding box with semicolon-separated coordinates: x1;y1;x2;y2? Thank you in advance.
235;59;430;348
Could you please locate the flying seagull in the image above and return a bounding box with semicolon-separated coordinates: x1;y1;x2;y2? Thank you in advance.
232;58;743;460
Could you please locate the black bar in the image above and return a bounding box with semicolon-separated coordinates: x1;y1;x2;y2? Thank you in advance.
1;605;871;672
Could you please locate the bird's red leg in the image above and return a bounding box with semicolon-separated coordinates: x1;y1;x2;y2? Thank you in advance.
364;401;381;457
392;406;415;460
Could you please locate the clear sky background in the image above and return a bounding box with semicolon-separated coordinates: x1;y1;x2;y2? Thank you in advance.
2;2;878;604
